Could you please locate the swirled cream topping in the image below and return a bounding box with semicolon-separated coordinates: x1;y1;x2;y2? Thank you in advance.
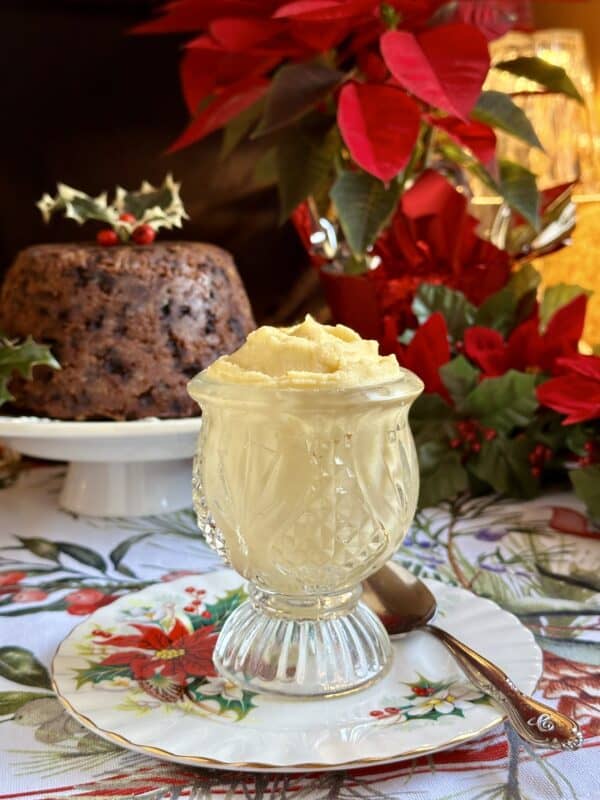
203;314;400;387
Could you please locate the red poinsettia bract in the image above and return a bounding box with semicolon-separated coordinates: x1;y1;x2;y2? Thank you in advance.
396;312;451;400
537;354;600;425
464;295;588;378
98;619;218;685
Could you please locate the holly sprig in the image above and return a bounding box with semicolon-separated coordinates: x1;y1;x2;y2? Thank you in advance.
0;333;59;408
37;174;189;246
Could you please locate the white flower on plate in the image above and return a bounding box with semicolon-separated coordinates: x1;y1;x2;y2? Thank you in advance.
200;676;244;702
406;684;484;716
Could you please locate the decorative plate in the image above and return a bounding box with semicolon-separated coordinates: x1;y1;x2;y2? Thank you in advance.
52;569;542;772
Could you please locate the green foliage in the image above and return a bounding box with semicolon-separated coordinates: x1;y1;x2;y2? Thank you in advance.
186;678;257;721
570;465;600;522
462;371;538;434
0;334;59;407
539;283;591;330
37;175;188;237
221;98;265;158
469;437;538;498
199;588;248;631
499;160;540;230
276;121;337;221
0;690;53;716
254;63;343;136
473;91;543;149
412;284;476;340
418;441;469;509
331;171;400;257
493;56;584;104
0;647;52;689
75;662;133;690
440;357;479;406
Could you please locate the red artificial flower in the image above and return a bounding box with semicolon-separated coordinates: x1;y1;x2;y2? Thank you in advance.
65;588;119;616
465;295;588;379
536;354;600;425
396;312;451;400
374;170;511;309
98;619;218;685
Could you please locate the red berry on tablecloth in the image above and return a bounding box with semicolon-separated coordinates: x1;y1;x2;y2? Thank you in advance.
96;229;119;247
132;224;156;245
119;212;137;224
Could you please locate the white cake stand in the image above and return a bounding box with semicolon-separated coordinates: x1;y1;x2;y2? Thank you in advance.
0;416;201;517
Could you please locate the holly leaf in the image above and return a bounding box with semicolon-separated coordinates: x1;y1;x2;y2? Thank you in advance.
499;160;540;230
186;678;257;721
254;63;344;136
473;91;543;149
462;370;538;433
37;184;116;226
540;284;591;331
410;394;455;446
417;441;469;508
331;170;399;256
75;662;133;690
469;436;538;498
412;284;476;340
493;56;584;104
0;690;53;716
0;335;59;407
202;587;247;631
474;287;518;335
276;122;337;221
0;647;52;689
570;465;600;523
115;174;189;232
440;357;479;406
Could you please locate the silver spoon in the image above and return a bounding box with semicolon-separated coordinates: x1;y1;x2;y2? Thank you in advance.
362;562;583;751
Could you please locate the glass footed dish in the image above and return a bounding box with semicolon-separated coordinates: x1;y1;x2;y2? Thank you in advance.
189;372;423;697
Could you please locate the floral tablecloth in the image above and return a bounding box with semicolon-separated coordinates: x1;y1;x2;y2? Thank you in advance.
0;463;598;799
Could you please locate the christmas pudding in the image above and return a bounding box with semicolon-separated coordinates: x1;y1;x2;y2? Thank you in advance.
0;178;254;420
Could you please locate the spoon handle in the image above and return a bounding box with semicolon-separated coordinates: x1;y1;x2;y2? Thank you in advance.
425;624;583;751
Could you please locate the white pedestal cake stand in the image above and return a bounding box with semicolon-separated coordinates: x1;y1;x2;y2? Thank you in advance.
0;416;201;517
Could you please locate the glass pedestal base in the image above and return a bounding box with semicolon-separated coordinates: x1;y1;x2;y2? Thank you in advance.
213;584;392;697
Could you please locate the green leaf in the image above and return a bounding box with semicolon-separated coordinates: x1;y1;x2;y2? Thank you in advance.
410;394;455;443
0;336;59;407
570;465;600;522
186;678;257;721
499;160;540;230
508;263;541;299
494;56;584;104
412;284;476;340
254;63;343;137
75;662;133;690
473;91;543;149
440;357;479;406
17;537;60;562
417;441;469;508
539;283;590;330
221;98;265;159
252;147;278;188
201;587;247;631
331;171;399;256
469;436;537;498
474;287;518;335
37;184;116;225
0;690;53;716
109;534;149;578
463;370;538;433
57;543;106;573
0;647;52;689
116;174;189;232
276;123;337;221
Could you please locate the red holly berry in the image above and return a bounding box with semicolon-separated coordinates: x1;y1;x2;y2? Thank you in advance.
484;428;497;441
579;456;592;467
201;610;211;619
471;442;481;454
583;441;595;454
455;341;464;353
449;438;461;449
132;224;156;245
183;605;196;612
184;587;195;594
531;466;542;478
119;212;136;224
369;709;385;717
412;686;432;696
384;706;400;714
97;229;118;247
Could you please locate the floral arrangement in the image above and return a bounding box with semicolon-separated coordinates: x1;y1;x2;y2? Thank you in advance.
38;174;188;247
138;1;598;518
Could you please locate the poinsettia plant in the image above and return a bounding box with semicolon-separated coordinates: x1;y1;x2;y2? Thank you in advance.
138;0;582;260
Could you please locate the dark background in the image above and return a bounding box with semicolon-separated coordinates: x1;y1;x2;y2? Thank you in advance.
0;0;306;321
